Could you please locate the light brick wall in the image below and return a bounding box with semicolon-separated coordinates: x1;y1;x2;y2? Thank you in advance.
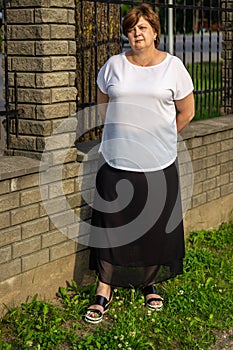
0;117;233;313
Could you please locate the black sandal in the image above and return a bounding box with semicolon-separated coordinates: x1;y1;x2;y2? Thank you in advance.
143;285;163;311
84;294;112;324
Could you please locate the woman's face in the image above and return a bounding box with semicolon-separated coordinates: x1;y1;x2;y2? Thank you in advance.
127;16;157;51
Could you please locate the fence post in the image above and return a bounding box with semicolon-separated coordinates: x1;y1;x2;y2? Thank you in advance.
221;0;233;114
3;0;77;159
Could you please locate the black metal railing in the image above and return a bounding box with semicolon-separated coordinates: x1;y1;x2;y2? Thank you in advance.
76;0;232;127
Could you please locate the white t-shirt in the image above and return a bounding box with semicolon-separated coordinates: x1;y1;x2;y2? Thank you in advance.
97;52;194;172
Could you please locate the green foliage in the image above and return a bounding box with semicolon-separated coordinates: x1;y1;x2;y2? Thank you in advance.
0;222;232;350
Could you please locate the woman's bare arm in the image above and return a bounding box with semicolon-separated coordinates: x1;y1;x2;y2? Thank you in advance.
97;88;109;123
175;92;195;132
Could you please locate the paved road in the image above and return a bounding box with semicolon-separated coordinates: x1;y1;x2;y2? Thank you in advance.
123;32;222;63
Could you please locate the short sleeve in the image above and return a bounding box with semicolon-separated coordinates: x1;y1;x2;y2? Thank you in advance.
173;58;194;100
97;63;108;94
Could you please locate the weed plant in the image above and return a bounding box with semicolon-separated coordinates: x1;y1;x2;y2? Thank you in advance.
0;222;232;350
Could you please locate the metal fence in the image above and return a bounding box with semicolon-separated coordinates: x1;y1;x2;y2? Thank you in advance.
76;0;232;131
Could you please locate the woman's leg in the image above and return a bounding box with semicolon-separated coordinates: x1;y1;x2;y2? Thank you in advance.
86;280;111;319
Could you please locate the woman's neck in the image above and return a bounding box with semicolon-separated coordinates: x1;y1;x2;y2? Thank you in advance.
126;48;166;67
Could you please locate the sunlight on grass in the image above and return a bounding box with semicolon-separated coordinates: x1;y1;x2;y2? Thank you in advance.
0;222;232;350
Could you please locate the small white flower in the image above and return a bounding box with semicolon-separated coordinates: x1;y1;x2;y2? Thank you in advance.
26;341;33;347
114;288;118;293
178;290;184;295
118;344;122;348
114;336;118;340
120;335;124;340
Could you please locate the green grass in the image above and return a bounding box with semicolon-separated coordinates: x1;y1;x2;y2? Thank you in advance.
187;62;222;121
0;222;233;350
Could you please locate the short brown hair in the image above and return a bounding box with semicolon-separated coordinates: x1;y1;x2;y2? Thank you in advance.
122;3;160;48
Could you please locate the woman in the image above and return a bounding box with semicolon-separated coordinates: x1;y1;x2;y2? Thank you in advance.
85;3;195;324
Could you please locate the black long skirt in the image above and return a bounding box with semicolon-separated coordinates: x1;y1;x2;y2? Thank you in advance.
89;156;185;288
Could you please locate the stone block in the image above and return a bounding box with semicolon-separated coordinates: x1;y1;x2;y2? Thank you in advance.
217;151;232;164
42;196;67;215
10;173;39;192
36;72;69;88
50;25;75;39
0;180;10;195
9;0;49;6
22;217;49;239
18;88;51;104
49;178;75;198
52;117;77;134
22;249;50;272
9;135;37;151
0;212;10;230
192;146;207;160
36;41;69;56
69;102;77;116
66;192;84;209
202;155;217;168
17;120;52;137
37;133;71;152
194;169;206;183
220;139;233;152
11;204;40;225
202;178;217;192
11;57;51;72
49;210;75;230
221;161;233;175
191;159;203;173
192;182;203;196
50;240;76;261
35;8;68;23
12;236;41;259
42;229;67;249
221;182;233;197
206;165;221;179
206;142;221;156
12;73;36;88
0;192;20;213
50;0;74;7
51;57;76;71
51;87;77;103
0;226;21;248
192;192;207;208
7;9;34;23
216;173;230;187
7;41;35;56
20;186;48;206
50;148;78;166
63;162;80;179
36;103;70;120
207;188;221;202
68;10;75;24
202;132;223;145
10;25;50;40
0;259;21;282
68;41;76;55
18;105;36;119
0;246;12;264
76;173;96;191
